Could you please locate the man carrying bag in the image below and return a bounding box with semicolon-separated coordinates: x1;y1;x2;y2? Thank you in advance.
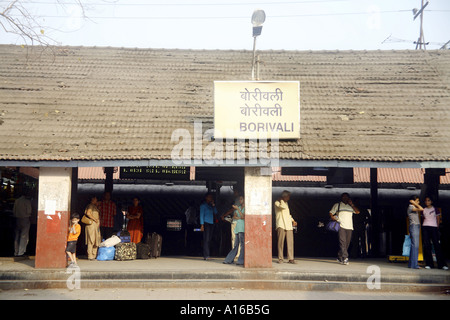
329;193;360;265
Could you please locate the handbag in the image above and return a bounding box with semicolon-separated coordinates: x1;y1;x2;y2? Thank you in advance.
402;235;411;257
326;202;341;232
81;214;93;225
326;219;340;232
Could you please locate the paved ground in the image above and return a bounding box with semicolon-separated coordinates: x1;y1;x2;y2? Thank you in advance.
1;256;449;302
1;255;448;275
1;287;449;300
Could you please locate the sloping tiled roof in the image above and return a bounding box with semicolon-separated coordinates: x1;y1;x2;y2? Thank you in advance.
0;45;449;164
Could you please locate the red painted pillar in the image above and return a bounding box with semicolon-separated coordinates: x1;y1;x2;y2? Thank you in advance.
244;167;272;268
35;167;72;268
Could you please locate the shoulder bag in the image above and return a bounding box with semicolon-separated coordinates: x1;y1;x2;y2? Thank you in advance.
325;202;340;232
81;206;93;225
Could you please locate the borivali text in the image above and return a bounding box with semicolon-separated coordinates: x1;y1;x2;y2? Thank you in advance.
239;121;295;133
180;304;270;317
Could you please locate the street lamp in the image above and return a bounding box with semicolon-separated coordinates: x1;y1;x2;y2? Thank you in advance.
251;9;265;80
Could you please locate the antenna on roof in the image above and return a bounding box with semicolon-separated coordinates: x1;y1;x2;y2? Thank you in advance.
413;0;429;50
440;40;450;50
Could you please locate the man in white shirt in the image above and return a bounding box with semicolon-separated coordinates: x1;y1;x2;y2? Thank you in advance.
274;190;297;264
329;193;360;265
13;194;32;257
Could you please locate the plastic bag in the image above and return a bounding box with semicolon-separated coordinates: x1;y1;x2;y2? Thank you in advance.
97;246;116;261
100;235;121;247
402;235;411;257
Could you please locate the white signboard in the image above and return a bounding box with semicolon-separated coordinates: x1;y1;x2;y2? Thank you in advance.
214;81;300;139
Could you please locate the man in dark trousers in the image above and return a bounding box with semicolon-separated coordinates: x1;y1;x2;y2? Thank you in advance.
200;193;218;260
329;193;360;265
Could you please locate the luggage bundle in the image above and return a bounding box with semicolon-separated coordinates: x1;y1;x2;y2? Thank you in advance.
139;232;162;259
136;242;151;259
114;229;136;260
117;230;131;243
97;246;116;261
97;235;120;261
115;242;137;261
148;232;162;259
96;230;162;261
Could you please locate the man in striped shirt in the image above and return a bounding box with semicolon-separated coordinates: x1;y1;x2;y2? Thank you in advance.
98;191;117;240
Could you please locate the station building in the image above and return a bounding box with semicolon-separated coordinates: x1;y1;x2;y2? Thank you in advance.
0;45;449;268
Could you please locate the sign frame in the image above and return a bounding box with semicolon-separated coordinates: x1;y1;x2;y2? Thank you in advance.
213;80;300;140
119;166;190;180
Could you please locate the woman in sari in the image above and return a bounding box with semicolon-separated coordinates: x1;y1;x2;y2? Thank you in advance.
127;197;144;243
84;195;101;260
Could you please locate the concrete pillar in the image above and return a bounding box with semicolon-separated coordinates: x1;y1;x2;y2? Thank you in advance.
423;168;444;202
244;167;272;268
35;167;72;268
104;167;114;194
370;168;380;257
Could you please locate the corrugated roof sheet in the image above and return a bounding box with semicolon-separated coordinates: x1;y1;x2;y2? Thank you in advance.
0;45;449;163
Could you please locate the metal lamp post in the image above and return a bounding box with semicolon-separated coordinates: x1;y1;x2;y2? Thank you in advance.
251;9;265;80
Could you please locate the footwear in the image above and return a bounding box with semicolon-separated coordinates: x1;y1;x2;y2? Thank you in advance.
425;266;431;270
442;266;449;270
277;259;283;264
288;260;296;264
223;261;232;264
342;258;349;265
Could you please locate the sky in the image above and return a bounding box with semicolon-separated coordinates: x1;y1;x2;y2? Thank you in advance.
1;0;449;51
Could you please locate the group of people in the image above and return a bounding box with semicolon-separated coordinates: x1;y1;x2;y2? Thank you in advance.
65;190;448;269
407;195;448;270
199;190;448;270
197;191;246;265
275;191;360;265
66;192;144;266
196;190;360;266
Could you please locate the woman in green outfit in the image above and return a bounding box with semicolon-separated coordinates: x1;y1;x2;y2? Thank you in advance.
223;195;245;265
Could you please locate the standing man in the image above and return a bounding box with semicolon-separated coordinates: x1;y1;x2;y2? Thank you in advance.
97;191;116;240
274;190;297;264
200;192;218;261
13;192;32;257
329;193;360;265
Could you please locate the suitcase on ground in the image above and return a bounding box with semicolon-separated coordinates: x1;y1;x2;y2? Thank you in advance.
136;242;151;259
114;242;136;261
147;232;162;258
117;230;131;243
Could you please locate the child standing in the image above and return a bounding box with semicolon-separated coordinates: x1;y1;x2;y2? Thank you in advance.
66;213;81;267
